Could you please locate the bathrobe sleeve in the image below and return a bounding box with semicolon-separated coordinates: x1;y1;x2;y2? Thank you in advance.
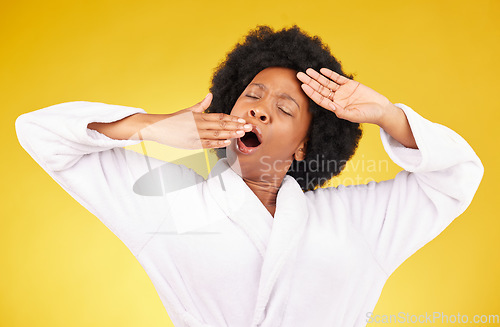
318;103;484;276
15;101;202;257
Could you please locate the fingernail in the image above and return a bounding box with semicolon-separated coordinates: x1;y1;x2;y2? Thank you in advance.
238;118;246;123
236;130;244;135
328;103;336;111
244;124;252;129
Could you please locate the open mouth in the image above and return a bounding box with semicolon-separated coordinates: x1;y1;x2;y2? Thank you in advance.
236;125;262;154
241;131;261;147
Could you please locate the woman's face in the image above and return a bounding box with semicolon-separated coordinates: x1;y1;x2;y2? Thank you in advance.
226;66;312;182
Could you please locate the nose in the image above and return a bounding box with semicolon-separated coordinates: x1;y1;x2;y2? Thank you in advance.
249;108;269;123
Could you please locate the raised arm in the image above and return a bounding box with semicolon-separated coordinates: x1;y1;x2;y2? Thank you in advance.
15;96;251;257
86;93;253;149
297;68;484;275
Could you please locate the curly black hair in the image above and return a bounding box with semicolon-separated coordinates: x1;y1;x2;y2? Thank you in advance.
206;25;363;192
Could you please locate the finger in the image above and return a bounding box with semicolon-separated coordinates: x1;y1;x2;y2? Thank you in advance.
198;118;253;132
200;139;232;149
297;71;328;97
301;84;343;112
297;71;336;99
198;128;248;140
296;71;313;84
200;112;247;124
300;83;332;109
305;68;341;92
191;93;213;113
319;68;351;85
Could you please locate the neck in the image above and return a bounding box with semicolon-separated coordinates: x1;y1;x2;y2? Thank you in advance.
242;174;284;218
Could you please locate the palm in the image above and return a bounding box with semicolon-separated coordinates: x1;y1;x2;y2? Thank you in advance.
296;68;391;124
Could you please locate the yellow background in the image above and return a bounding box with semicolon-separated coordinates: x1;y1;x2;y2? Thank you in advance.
2;0;499;326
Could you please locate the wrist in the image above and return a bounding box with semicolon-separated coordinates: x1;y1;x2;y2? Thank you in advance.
136;113;169;142
376;103;418;149
376;102;401;130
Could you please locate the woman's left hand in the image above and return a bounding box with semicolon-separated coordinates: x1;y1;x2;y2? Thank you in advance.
296;68;392;125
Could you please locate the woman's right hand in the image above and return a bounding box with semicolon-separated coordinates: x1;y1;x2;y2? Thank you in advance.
142;93;253;149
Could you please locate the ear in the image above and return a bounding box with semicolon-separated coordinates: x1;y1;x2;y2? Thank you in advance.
293;139;308;161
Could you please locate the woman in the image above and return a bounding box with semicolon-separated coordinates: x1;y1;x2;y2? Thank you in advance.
15;26;483;326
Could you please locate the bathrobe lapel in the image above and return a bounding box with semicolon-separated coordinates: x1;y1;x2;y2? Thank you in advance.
251;174;309;326
206;159;309;326
206;158;274;257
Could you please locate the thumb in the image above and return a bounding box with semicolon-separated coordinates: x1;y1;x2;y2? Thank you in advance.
191;93;213;113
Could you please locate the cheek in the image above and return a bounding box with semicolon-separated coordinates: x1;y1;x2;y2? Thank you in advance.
269;122;303;147
229;99;245;116
276;116;311;147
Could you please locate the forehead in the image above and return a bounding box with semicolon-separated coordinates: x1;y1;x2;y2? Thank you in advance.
248;67;308;106
251;67;300;85
248;67;309;112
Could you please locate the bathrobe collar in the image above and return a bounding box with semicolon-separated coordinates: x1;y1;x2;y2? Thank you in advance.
206;158;310;325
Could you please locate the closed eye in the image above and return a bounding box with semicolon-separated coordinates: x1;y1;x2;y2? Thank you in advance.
279;107;292;116
245;94;292;116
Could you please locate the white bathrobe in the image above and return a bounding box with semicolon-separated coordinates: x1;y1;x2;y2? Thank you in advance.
15;101;483;327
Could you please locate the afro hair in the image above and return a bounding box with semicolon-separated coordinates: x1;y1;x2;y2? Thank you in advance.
206;25;363;192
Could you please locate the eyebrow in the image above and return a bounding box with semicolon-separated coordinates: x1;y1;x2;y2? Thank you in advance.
248;83;300;111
